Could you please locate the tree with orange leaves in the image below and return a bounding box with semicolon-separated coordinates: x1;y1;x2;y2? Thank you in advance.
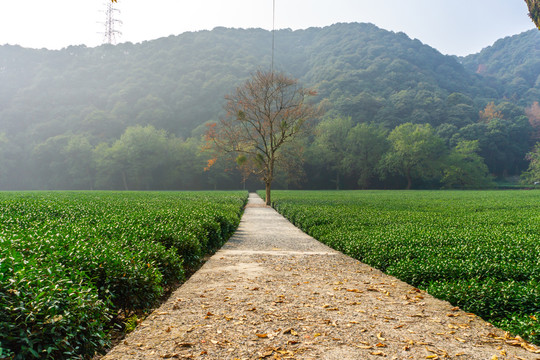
526;101;540;141
479;102;503;123
205;70;319;205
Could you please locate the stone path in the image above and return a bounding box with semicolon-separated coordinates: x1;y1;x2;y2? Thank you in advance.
102;193;539;359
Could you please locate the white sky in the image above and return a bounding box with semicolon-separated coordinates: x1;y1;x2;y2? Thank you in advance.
0;0;535;56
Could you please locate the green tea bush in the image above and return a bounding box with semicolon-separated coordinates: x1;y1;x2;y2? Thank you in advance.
0;247;109;359
0;191;247;359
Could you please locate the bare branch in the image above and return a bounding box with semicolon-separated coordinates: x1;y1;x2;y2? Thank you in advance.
205;70;320;204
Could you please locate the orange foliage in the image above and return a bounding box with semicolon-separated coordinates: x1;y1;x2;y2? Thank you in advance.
479;102;502;123
526;101;540;141
204;158;217;172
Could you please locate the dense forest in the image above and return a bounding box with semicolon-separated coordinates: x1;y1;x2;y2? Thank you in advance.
0;23;539;190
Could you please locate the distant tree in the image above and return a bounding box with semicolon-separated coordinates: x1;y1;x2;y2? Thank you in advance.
453;117;532;177
63;135;96;190
345;123;389;189
205;70;319;205
95;125;169;190
32;135;72;189
526;0;540;29
441;140;493;189
522;142;540;183
526;101;540;141
479;102;502;123
312;117;353;190
379;123;445;189
272;140;309;189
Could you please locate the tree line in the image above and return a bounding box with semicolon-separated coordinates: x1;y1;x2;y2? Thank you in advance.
2;99;537;191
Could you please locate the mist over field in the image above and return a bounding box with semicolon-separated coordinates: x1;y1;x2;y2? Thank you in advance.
0;23;539;190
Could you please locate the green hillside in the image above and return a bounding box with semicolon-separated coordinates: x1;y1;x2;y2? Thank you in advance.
0;23;537;190
461;29;540;105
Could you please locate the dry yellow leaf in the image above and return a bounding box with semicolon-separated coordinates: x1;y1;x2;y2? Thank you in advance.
256;333;268;338
376;333;386;341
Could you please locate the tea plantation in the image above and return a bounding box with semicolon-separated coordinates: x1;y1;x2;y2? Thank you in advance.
266;190;540;345
0;191;247;359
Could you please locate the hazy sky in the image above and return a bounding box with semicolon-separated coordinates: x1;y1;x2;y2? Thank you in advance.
0;0;535;56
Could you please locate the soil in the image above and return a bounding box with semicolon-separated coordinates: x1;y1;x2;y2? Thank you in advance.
102;193;540;360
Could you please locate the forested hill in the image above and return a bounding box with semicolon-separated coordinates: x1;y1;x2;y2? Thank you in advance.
0;23;505;140
0;23;538;190
460;29;540;105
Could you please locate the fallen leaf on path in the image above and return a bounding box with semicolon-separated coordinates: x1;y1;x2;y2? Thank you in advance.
176;342;194;348
161;353;179;359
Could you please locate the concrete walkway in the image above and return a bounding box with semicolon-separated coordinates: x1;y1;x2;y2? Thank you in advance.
103;193;539;359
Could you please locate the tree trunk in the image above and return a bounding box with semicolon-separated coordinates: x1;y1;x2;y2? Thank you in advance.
265;181;272;206
406;168;412;190
122;171;129;191
336;172;340;190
